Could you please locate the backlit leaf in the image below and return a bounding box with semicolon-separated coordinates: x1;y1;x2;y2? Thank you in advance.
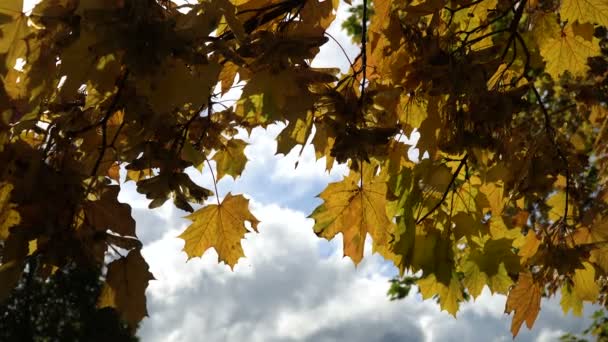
560;0;608;27
417;272;464;316
310;163;394;264
98;249;154;329
212;138;248;180
505;272;541;337
178;193;259;268
0;182;19;239
539;24;601;79
83;185;136;237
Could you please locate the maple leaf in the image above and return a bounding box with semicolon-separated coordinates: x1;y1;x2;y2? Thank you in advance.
560;262;600;317
276;115;313;155
515;232;541;263
0;182;20;240
560;0;608;27
463;239;519;298
137;58;221;114
572;261;600;301
560;283;584;316
505;272;541;337
310;163;394;264
417;272;464;316
83;185;136;237
573;216;608;272
212;138;248;180
0;1;28;65
97;249;155;329
539;23;601;79
178;193;259;268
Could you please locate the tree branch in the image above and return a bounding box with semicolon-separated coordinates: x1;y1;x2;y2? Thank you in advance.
531;85;570;223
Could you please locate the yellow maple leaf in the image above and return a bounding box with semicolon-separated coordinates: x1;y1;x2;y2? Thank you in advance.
547;190;575;223
212;138;248;180
463;239;519;298
539;24;601;79
560;283;584;316
98;249;155;329
178;193;259;268
417;272;464;316
574;217;608;272
560;262;600;316
560;0;608;27
479;182;506;215
0;182;20;240
310;163;394;264
516;232;541;263
505;272;541;337
572;261;600;301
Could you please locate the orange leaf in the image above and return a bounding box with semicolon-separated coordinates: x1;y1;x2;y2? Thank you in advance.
505;272;541;337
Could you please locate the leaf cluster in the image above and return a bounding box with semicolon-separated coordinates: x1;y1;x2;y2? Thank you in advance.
0;0;608;337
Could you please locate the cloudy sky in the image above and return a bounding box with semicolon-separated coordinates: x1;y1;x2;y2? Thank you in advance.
111;2;597;341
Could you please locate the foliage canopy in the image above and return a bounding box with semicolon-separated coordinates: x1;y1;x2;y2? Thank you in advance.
1;0;608;337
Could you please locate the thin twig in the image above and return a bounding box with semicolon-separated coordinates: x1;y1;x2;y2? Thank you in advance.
359;0;368;105
325;31;355;71
89;69;130;179
531;85;570;224
416;155;468;224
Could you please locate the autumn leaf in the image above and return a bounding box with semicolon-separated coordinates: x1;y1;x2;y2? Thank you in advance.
310;163;394;264
505;272;541;337
463;239;519;298
83;185;136;237
137;58;221;114
574;217;608;272
0;182;20;240
276;115;313;155
572;262;600;302
547;190;575;223
106;162;120;182
178;193;259;268
417;272;464;316
0;1;28;65
560;262;600;316
98;249;154;329
560;0;608;27
212;138;248;180
516;232;541;263
560;283;584;316
539;24;601;79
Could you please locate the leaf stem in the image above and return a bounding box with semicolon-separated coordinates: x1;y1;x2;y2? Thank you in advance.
206;157;221;206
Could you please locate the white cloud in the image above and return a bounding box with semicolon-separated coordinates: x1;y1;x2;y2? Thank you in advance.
136;198;595;342
138;202;429;342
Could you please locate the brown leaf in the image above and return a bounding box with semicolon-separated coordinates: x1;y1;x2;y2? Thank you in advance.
107;162;121;182
505;272;541;336
84;185;136;236
98;249;154;329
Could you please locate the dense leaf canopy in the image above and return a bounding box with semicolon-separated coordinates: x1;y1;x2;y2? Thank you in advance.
1;0;608;337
